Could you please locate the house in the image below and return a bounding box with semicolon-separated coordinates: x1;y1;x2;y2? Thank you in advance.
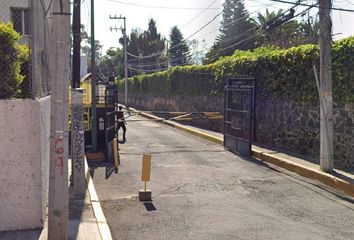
0;0;30;44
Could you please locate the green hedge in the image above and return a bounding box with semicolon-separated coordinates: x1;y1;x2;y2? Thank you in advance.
0;22;29;99
117;36;354;103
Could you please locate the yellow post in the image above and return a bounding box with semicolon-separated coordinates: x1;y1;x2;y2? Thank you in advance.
139;154;152;201
113;138;119;169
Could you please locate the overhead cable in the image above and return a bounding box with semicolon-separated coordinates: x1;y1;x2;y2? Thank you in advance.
268;0;354;12
104;0;221;10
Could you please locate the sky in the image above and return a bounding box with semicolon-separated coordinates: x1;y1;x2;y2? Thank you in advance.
80;0;354;54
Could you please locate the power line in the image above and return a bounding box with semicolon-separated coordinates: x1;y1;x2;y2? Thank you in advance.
185;12;222;40
128;66;168;73
126;11;222;60
268;0;354;12
104;0;221;10
181;0;219;29
206;1;315;63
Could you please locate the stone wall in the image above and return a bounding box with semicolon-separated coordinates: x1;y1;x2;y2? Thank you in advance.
122;93;354;170
256;100;354;169
124;94;224;132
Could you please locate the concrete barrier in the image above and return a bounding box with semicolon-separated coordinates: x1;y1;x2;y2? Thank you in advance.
0;97;50;231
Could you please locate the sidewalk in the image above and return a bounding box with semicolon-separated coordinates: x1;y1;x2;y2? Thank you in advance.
0;160;105;240
134;108;354;198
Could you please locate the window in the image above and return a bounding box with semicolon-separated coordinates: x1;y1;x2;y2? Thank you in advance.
11;8;30;35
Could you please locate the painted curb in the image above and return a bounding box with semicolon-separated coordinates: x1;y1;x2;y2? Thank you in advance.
252;150;354;198
85;158;113;240
135;109;354;198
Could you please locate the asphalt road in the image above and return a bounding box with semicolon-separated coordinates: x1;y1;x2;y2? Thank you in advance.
91;116;354;240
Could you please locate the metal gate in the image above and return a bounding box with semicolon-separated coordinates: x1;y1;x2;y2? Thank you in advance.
224;78;255;156
104;86;119;162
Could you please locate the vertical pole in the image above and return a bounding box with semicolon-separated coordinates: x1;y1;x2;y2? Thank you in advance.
123;17;128;107
319;0;333;172
72;0;81;88
72;89;86;196
29;0;36;99
48;0;70;239
91;0;97;151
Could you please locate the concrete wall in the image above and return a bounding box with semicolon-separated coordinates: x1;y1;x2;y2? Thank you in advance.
0;96;50;231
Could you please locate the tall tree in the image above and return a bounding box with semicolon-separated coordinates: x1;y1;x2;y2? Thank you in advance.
218;0;256;53
204;0;256;63
80;25;102;59
126;19;166;75
168;26;190;66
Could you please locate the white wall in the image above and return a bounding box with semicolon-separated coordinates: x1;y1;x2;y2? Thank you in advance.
0;96;50;231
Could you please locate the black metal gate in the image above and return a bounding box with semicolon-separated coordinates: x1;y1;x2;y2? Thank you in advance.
224;78;255;156
104;86;119;162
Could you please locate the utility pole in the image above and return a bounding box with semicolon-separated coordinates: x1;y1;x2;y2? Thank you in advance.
91;0;97;151
319;0;334;172
72;0;81;88
109;15;128;106
47;0;70;239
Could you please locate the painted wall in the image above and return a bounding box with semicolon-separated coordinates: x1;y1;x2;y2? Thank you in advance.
0;96;50;231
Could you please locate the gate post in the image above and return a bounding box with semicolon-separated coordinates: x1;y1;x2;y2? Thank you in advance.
72;88;86;196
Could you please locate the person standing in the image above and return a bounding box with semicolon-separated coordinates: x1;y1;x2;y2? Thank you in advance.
116;105;127;141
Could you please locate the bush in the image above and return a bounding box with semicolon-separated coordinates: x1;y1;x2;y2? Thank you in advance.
0;22;29;99
117;36;354;103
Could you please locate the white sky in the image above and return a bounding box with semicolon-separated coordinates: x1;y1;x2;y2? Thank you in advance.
80;0;354;54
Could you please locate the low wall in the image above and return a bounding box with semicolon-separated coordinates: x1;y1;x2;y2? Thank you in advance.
256;100;354;169
125;94;224;132
0;96;50;231
123;93;354;170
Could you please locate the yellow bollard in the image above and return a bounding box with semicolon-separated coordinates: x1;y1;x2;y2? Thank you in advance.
139;154;152;201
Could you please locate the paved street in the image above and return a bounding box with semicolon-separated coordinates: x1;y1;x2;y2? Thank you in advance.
91;116;354;240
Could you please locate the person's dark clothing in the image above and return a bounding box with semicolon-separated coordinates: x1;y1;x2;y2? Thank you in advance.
117;110;126;141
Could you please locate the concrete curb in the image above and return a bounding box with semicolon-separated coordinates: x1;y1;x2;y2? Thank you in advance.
252;150;354;198
85;158;113;240
134;109;354;198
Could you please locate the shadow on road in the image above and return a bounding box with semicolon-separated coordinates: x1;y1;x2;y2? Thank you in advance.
88;160;118;180
143;202;157;211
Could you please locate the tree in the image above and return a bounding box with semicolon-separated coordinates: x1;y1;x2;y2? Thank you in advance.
126;19;167;75
299;15;319;44
256;9;300;48
80;25;102;59
99;47;124;78
168;26;190;66
189;39;207;65
204;0;256;63
218;0;256;52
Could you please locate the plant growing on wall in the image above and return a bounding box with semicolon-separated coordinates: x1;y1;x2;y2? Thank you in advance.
0;22;29;99
117;36;354;103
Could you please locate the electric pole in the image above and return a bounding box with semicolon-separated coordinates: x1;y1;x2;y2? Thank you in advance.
72;0;81;88
91;0;97;151
48;0;70;239
319;0;334;172
109;15;128;107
